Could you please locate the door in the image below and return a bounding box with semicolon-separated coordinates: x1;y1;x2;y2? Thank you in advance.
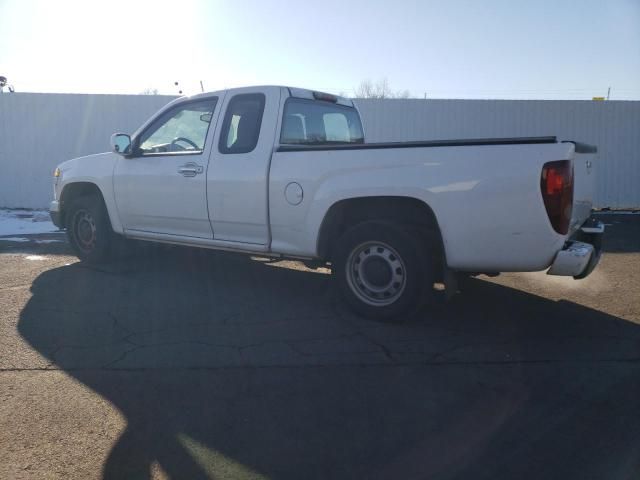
207;87;281;245
113;97;220;238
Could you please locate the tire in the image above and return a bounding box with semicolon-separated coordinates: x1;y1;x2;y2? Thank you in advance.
333;221;435;321
65;195;115;264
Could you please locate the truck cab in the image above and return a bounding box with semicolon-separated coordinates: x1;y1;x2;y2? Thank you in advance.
54;87;364;249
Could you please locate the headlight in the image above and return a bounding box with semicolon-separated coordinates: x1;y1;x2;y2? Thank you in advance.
54;167;61;177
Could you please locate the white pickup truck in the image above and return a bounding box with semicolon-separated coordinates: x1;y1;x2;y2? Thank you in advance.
50;86;604;320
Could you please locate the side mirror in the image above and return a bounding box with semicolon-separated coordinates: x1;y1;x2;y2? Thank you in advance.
111;133;132;156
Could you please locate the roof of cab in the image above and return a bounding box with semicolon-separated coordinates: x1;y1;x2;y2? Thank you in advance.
181;86;355;108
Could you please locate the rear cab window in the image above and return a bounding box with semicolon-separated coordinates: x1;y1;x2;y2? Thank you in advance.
280;98;364;145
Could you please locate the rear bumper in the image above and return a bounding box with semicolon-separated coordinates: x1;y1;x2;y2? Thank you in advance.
547;217;604;279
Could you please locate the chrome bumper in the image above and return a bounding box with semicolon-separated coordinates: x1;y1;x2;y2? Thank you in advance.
547;218;604;279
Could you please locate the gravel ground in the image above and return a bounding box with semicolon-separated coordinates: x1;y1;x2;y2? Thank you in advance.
1;214;639;479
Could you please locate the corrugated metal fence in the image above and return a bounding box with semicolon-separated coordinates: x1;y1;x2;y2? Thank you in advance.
356;98;640;209
1;93;638;209
0;93;175;208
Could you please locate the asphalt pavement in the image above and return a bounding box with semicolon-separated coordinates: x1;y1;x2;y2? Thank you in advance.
1;214;639;479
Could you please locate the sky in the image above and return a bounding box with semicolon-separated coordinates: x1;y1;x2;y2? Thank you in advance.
0;0;639;99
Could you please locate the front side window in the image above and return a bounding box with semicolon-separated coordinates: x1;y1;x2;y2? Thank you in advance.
280;99;364;145
218;93;265;154
137;98;217;155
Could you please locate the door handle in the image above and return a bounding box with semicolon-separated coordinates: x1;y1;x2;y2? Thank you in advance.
178;162;204;177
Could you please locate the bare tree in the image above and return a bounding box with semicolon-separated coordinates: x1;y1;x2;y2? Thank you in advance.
140;87;159;95
0;75;15;93
354;78;410;99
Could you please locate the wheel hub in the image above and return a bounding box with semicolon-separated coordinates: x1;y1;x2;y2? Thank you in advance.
362;256;392;287
346;241;406;306
73;210;97;253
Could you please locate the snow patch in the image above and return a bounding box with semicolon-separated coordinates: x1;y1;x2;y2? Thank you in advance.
25;255;47;261
0;209;59;236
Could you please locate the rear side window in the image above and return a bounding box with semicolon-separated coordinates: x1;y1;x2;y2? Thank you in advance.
280;98;364;145
218;93;265;154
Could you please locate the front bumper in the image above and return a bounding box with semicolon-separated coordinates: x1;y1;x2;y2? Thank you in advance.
547;217;604;279
50;200;63;229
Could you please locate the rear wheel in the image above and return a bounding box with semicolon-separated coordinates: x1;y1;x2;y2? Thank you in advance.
66;195;114;263
333;221;435;321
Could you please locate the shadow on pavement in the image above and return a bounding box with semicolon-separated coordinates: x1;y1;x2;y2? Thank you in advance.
596;213;640;253
17;246;640;479
0;232;70;255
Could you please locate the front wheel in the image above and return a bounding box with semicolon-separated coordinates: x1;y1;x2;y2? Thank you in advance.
66;195;114;263
333;221;434;322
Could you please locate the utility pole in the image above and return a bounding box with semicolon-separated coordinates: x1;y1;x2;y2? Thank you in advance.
607;86;611;100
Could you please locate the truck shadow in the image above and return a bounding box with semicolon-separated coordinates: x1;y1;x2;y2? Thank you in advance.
17;246;640;479
594;213;640;253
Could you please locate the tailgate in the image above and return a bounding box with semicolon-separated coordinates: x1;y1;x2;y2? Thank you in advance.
568;141;597;234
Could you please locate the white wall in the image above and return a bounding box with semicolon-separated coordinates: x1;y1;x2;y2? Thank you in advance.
355;98;640;209
1;93;638;209
0;93;175;209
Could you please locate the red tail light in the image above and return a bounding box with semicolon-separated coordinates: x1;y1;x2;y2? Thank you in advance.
541;160;573;235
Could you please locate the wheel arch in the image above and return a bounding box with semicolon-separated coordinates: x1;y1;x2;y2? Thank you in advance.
316;196;446;275
59;182;112;230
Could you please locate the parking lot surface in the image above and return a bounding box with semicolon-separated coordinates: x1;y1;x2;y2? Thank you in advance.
1;214;639;479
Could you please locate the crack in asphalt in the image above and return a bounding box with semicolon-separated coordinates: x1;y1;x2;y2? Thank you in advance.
11;301;640;372
107;311;134;336
99;345;146;369
20;333;638;372
425;336;640;363
2;357;640;373
53;298;636;369
360;336;395;361
5;238;639;377
98;333;389;368
327;300;397;361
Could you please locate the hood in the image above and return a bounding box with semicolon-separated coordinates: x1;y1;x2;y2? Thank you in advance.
57;151;113;171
